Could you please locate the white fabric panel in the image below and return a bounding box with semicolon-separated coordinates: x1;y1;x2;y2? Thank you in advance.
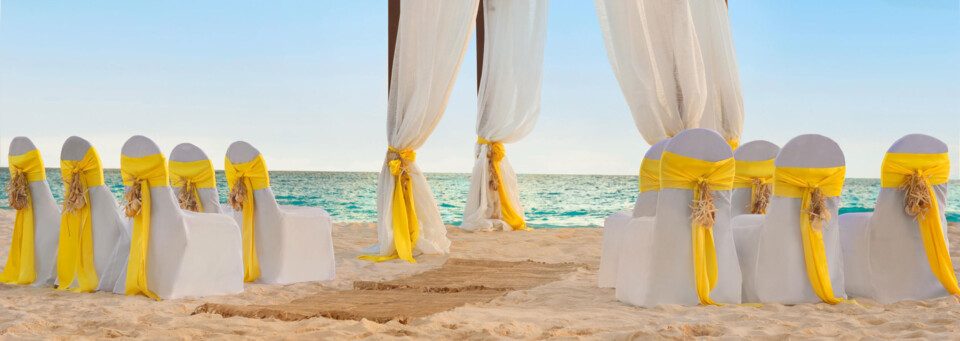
595;0;706;145
7;137;60;287
616;129;741;307
753;135;847;304
461;0;548;232
226;142;336;284
730;141;780;216
689;0;743;143
110;136;243;299
371;0;478;255
599;138;670;288
840;134;952;303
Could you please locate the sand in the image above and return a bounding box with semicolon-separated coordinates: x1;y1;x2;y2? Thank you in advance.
0;209;958;339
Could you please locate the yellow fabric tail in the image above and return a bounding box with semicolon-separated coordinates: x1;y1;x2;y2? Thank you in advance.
121;153;168;300
659;151;735;306
0;150;46;285
477;137;527;230
57;147;104;293
774;166;856;305
169;159;217;213
881;152;959;295
638;158;661;193
225;155;270;282
359;147;420;263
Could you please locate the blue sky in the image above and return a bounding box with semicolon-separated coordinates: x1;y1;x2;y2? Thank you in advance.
0;1;957;178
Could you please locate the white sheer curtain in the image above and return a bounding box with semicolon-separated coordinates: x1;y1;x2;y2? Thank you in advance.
367;0;479;257
460;0;549;232
595;0;707;145
691;0;743;147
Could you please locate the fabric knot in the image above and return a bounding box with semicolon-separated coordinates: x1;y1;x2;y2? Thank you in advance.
123;179;144;218
387;147;415;176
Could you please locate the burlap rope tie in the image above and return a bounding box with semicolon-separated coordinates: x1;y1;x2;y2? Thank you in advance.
228;178;247;211
176;180;200;212
4;170;29;210
63;171;88;214
123;181;143;218
486;148;502;219
899;170;933;220
690;179;718;229
750;178;772;214
805;187;831;231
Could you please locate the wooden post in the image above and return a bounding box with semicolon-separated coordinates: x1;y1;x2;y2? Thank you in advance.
476;0;485;92
388;0;401;95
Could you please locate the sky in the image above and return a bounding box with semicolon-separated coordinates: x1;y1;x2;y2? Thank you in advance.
0;1;958;178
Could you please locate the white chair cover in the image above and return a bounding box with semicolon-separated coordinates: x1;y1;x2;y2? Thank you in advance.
112;136;243;299
752;134;848;304
170;143;223;214
599;138;669;288
58;136;130;292
7;137;60;286
226;141;335;284
731;140;780;217
460;0;548;232
616;129;741;307
840;134;953;303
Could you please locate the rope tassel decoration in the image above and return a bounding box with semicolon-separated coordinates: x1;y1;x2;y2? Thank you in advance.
177;181;200;212
5;170;29;210
899;171;933;220
806;187;831;231
123;181;143;218
690;180;718;229
63;172;88;214
749;178;772;215
228;178;247;211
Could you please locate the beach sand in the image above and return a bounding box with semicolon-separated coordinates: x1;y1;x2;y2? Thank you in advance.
0;209;958;339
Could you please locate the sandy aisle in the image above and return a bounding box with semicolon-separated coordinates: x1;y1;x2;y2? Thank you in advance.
0;209;958;339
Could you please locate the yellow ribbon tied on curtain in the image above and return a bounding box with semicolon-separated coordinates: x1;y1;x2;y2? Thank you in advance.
774;165;856;305
659;151;735;305
638;158;661;193
881;152;959;296
733;159;775;214
359;147;420;263
57;147;104;293
225;155;270;282
121;153;169;300
477;137;527;231
170;159;217;213
0;150;46;285
727;139;740;151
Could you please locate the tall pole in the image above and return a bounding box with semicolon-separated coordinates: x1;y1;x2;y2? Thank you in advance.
476;0;485;92
388;0;400;95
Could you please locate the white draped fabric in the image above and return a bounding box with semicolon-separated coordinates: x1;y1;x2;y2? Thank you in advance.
368;0;479;256
595;0;707;145
690;0;743;146
461;0;548;232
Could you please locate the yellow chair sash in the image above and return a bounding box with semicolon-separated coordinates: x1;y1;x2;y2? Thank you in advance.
0;150;46;285
170;159;217;213
881;152;958;295
773;165;855;304
225;155;270;282
476;137;527;230
57;147;104;292
121;153;169;300
660;151;735;305
359;147;420;263
734;159;775;214
638;158;661;193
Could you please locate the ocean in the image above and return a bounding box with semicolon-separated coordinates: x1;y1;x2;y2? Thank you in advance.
1;169;958;227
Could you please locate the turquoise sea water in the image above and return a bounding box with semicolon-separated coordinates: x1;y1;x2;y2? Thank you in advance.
1;169;958;227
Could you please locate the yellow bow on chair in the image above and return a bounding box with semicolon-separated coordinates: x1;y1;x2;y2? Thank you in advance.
659;151;735;305
774;165;856;305
169;159;217;213
225;155;270;282
57;147;104;292
733;159;775;214
121;153;169;300
359;147;420;263
638;157;661;193
476;137;527;231
0;150;46;285
881;152;958;295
